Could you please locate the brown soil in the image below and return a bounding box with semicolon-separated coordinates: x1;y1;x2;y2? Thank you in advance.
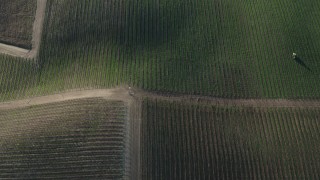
0;0;47;58
0;43;29;57
0;0;36;49
0;87;133;110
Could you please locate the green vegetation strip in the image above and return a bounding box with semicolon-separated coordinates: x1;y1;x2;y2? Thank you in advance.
0;98;130;179
141;99;320;179
1;0;320;100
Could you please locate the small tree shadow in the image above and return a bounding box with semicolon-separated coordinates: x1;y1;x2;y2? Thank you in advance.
294;57;312;72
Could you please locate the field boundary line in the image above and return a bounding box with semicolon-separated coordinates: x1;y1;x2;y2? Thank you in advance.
0;0;47;59
134;88;320;108
1;87;320;109
0;43;30;57
0;88;133;110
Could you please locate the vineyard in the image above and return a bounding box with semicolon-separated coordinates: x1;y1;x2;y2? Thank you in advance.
0;0;36;49
1;0;320;179
141;99;320;179
0;98;133;179
0;0;320;101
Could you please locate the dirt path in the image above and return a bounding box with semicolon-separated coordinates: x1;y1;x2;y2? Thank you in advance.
133;88;320;108
0;43;29;57
0;0;47;58
1;87;320;110
0;88;133;110
27;0;47;59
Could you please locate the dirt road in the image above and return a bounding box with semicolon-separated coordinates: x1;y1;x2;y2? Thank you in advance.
0;43;30;57
0;0;47;58
27;0;47;58
133;88;320;108
1;87;320;110
0;88;133;110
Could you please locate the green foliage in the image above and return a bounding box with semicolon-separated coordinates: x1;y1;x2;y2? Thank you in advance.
1;0;320;100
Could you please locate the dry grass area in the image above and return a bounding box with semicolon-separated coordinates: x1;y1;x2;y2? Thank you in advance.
0;0;36;49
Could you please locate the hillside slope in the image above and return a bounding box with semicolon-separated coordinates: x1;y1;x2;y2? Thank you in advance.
141;99;320;179
1;0;320;100
0;98;132;179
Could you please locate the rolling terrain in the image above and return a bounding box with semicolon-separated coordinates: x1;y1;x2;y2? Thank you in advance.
141;98;320;179
0;97;136;179
1;88;320;179
1;0;320;100
1;0;320;179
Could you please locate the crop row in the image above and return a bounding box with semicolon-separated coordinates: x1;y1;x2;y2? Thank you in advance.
0;98;131;179
141;99;320;179
1;0;320;101
0;0;36;49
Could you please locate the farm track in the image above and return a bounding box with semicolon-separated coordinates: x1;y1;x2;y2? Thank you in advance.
134;88;320;108
1;87;320;110
0;0;47;58
0;43;30;57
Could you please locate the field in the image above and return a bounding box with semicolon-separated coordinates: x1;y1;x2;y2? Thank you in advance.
0;98;133;179
141;99;320;179
1;0;320;179
0;0;36;49
0;0;320;101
